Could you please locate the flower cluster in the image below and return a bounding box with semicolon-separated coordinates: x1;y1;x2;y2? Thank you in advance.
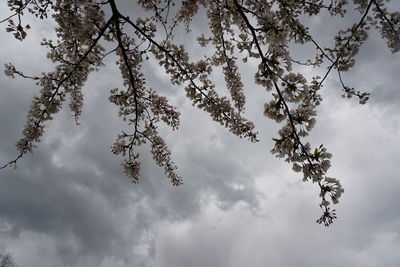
108;31;182;184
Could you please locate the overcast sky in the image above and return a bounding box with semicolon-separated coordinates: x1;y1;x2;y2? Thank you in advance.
1;2;400;267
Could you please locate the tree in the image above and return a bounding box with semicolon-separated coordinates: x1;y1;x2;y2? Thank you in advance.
0;252;17;267
0;0;398;226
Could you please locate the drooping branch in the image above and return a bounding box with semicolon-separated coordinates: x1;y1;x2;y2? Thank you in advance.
316;0;374;90
108;0;183;185
110;0;141;136
276;0;370;103
232;0;343;225
0;17;113;170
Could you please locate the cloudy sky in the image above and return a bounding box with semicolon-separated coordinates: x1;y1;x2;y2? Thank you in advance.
1;1;400;267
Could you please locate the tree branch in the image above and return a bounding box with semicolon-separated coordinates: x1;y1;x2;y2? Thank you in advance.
0;17;113;170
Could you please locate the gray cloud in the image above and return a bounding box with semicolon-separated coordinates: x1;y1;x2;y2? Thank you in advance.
1;1;400;267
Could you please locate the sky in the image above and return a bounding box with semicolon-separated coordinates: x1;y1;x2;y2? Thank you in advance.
0;1;400;267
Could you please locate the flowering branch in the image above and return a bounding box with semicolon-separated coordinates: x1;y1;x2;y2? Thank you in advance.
1;13;113;170
317;0;374;93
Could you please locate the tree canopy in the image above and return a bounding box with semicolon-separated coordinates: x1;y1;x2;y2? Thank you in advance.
1;0;399;226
